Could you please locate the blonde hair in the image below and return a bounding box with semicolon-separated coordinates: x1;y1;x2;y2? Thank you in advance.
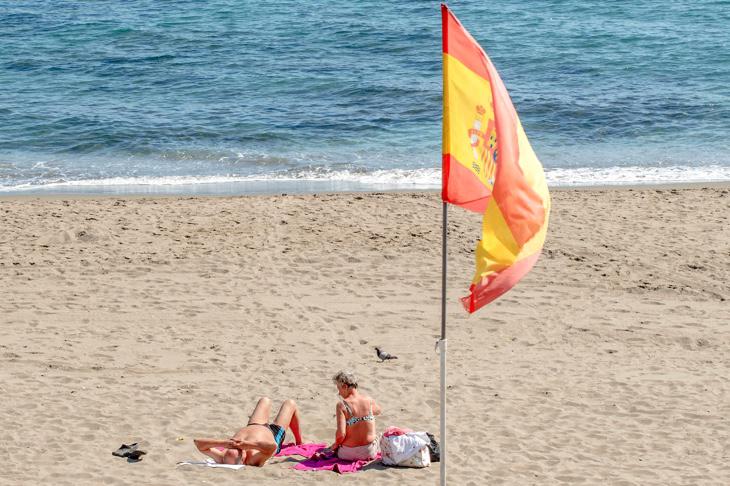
332;370;358;389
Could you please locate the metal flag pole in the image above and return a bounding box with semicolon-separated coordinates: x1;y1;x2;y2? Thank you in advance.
439;201;448;485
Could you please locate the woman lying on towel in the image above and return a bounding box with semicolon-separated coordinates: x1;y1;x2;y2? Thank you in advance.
194;397;302;467
324;370;382;461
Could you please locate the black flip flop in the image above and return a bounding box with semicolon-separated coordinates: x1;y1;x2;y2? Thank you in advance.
126;450;147;463
112;443;139;458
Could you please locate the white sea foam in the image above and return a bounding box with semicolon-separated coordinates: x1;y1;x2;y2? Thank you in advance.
2;165;729;194
545;164;730;186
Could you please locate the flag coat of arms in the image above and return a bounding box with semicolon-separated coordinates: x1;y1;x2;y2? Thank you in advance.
441;4;551;313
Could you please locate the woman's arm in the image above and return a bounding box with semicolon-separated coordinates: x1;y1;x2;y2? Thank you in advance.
232;438;276;455
372;399;383;416
194;437;275;456
193;438;232;463
194;438;236;451
329;402;347;450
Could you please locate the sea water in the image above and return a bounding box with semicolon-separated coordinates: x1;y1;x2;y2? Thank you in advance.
1;0;729;194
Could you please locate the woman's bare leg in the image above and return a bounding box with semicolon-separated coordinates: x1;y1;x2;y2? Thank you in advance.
273;399;303;444
246;397;272;425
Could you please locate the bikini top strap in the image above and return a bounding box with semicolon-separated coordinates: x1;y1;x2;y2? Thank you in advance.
340;397;354;417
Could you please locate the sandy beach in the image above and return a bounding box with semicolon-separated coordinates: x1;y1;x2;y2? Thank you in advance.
0;185;728;485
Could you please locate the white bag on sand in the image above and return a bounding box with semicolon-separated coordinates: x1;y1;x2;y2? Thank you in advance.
395;445;430;468
380;432;431;467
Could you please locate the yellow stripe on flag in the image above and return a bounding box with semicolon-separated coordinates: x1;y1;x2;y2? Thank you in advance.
443;53;496;193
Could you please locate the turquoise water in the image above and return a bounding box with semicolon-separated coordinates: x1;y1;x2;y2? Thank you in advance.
1;1;729;193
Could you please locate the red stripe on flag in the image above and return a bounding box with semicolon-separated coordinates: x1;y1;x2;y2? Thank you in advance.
460;251;541;313
487;60;546;247
493;158;546;246
442;154;491;213
442;4;490;81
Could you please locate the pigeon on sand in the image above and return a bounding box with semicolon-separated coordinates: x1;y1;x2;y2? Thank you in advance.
375;347;398;362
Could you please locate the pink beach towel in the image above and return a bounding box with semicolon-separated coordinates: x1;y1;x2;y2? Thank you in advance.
276;442;327;458
276;442;379;474
292;454;380;474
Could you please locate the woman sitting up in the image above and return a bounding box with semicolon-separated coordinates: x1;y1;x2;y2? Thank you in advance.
327;370;382;461
194;397;302;467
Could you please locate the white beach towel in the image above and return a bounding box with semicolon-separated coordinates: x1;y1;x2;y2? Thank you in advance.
176;458;245;470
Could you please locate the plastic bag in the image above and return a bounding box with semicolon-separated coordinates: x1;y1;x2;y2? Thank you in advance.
380;432;431;468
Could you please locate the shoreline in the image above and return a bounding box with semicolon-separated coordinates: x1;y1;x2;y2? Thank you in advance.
2;163;730;197
0;179;728;200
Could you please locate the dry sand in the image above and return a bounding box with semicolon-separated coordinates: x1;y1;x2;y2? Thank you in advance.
0;186;728;485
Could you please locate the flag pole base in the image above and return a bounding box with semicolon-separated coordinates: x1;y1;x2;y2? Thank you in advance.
438;338;447;485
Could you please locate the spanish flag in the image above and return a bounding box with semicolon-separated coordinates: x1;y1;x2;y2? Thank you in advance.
442;4;551;313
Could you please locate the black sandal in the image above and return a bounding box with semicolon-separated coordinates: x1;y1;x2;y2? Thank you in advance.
126;450;147;462
112;443;139;457
112;443;147;462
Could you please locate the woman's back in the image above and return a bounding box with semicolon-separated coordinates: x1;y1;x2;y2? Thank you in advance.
340;393;377;446
330;370;382;460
